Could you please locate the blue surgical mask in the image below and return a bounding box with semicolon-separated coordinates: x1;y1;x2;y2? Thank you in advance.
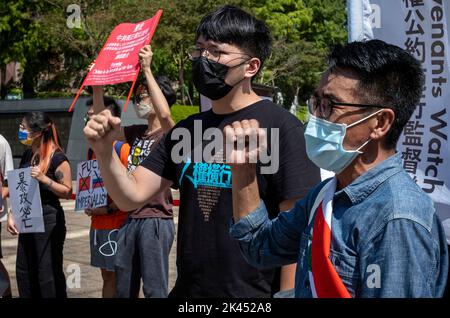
304;110;383;174
18;128;33;146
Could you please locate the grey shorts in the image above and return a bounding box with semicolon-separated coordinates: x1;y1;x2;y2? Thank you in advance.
115;217;175;298
90;228;119;272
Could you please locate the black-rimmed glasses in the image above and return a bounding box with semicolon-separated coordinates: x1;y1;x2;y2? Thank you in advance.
188;46;251;63
307;95;387;120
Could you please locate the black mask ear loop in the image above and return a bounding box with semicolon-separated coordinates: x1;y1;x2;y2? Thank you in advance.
225;57;253;87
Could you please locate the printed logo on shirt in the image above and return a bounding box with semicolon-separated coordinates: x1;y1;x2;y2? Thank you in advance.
179;157;232;189
179;157;231;222
128;138;156;171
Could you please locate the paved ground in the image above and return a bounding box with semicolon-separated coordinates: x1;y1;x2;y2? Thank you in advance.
0;191;179;298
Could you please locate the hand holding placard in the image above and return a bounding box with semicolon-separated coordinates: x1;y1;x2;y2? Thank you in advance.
7;167;44;234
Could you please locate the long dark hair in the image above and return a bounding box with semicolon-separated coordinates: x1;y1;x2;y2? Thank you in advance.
24;111;63;174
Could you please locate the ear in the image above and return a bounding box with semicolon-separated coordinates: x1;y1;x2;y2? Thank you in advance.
245;58;261;78
370;109;395;141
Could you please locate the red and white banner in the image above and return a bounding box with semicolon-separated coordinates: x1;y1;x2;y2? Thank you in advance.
69;10;163;112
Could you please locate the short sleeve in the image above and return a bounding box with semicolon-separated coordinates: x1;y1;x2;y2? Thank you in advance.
269;121;321;202
51;151;69;171
0;137;14;180
140;132;178;188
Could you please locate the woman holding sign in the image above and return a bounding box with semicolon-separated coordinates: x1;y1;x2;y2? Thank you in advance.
7;111;72;298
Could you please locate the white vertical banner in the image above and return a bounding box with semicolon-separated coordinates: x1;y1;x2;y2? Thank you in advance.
347;0;374;41
349;0;450;243
7;167;45;233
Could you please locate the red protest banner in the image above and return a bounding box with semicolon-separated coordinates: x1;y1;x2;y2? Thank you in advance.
68;9;163;112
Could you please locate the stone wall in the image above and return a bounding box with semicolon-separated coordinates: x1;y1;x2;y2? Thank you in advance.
0;111;72;162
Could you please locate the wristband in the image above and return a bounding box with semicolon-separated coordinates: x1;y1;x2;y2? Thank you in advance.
106;205;115;214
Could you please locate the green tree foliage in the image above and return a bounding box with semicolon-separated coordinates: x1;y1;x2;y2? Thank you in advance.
0;1;51;98
0;0;347;105
248;0;347;107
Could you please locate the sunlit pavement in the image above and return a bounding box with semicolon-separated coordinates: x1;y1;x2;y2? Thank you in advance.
0;190;179;298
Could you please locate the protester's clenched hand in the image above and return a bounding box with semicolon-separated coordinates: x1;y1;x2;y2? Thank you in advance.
83;109;121;156
223;119;267;168
139;45;153;70
30;166;46;183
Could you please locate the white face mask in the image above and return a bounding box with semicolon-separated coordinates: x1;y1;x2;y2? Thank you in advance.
133;102;154;119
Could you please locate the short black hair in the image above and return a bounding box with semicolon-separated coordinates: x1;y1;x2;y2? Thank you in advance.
133;75;176;107
328;39;424;149
196;5;272;72
86;96;121;117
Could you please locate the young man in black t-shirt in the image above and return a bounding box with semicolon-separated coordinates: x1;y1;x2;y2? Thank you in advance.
84;5;320;297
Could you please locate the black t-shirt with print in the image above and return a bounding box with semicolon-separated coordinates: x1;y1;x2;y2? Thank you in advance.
125;125;161;172
141;99;321;297
124;125;173;219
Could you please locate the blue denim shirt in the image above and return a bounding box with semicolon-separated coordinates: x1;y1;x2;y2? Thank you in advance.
230;153;448;297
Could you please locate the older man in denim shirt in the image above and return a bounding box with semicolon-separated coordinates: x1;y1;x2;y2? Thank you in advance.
225;40;448;297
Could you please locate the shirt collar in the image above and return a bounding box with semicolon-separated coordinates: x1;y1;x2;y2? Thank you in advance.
335;153;404;205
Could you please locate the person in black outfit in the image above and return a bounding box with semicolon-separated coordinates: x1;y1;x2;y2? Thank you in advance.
7;111;72;298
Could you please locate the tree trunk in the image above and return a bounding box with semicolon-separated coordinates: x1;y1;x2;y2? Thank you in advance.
22;63;36;99
188;78;194;106
0;64;7;100
179;54;185;105
295;86;300;102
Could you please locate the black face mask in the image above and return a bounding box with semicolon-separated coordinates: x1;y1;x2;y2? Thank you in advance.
192;56;247;100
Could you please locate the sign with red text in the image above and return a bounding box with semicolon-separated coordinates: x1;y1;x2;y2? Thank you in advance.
69;10;163;112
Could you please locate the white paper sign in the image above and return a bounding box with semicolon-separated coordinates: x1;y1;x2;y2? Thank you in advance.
75;160;108;211
7;167;44;233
